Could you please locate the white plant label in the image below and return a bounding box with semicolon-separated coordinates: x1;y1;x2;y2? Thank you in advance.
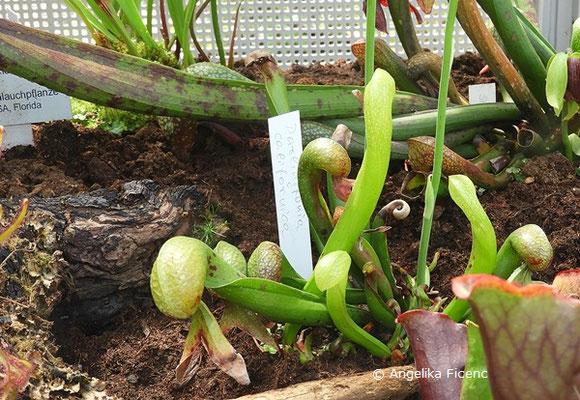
0;71;72;126
468;83;496;104
0;8;65;149
2;125;34;149
268;110;313;279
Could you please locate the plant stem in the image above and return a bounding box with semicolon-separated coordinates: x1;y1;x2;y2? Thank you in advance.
227;0;244;68
210;0;226;66
159;0;170;47
388;0;441;92
415;0;459;288
146;0;154;34
388;0;422;57
189;15;211;62
477;1;554;65
364;0;376;85
322;103;520;138
486;0;549;113
457;0;550;134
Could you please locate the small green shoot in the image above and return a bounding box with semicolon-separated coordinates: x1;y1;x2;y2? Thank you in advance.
191;205;229;248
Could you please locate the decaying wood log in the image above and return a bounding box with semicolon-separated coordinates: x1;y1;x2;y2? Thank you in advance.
1;180;204;325
233;366;419;400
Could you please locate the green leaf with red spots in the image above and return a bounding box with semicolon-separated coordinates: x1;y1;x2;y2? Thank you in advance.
0;20;367;122
453;274;580;400
397;310;467;400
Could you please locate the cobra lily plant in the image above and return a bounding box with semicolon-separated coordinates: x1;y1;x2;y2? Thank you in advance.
0;1;573;394
148;25;557;384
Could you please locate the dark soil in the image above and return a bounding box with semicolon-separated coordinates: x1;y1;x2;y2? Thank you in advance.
52;296;385;400
1;54;578;399
452;52;498;99
382;153;579;301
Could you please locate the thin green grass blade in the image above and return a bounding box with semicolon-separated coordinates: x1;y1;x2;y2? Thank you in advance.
416;0;459;287
167;0;196;66
116;0;158;48
146;0;153;34
210;0;227;65
63;0;118;42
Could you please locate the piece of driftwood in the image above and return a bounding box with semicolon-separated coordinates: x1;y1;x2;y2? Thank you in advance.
1;180;203;324
233;366;419;400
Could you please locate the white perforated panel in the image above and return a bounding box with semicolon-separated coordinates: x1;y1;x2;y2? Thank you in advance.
0;0;484;67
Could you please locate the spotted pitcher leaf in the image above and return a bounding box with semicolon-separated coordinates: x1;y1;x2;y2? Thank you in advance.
453;274;580;400
396;310;468;400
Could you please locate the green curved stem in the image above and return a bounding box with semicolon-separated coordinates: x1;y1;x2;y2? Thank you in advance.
494;224;553;279
116;0;159;49
387;0;422;57
364;0;376;85
146;0;154;34
562;119;573;161
416;0;459;287
166;0;197;66
477;0;555;65
302;121;495;160
443;175;497;322
315;251;391;357
63;0;115;43
487;0;549;113
211;278;371;325
321;103;521;140
388;0;441;92
285;69;396;344
298;138;351;244
297;140;398;330
322;69;395;256
351;238;397;329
